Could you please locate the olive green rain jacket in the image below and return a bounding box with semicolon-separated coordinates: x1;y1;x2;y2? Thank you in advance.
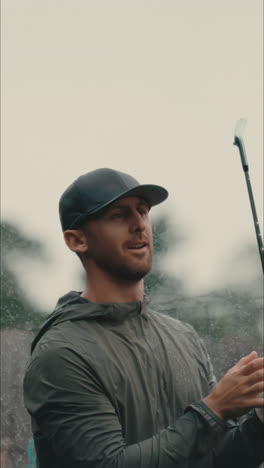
23;291;264;468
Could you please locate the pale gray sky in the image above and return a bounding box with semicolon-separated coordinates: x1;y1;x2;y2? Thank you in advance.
1;0;263;310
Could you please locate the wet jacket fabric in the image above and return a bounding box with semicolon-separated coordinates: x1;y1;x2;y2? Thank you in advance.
23;291;264;468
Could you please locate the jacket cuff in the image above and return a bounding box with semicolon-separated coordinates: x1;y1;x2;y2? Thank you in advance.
185;401;239;433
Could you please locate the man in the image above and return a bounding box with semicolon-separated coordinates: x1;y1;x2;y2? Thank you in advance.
24;168;264;468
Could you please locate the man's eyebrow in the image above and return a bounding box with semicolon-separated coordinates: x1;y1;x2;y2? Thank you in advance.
107;204;127;211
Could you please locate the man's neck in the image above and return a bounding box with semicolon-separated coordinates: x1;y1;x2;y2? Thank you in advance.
81;268;144;303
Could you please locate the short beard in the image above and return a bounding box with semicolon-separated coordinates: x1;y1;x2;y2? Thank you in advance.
88;251;152;283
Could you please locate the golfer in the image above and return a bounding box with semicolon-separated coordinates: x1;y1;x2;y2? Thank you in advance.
24;168;264;467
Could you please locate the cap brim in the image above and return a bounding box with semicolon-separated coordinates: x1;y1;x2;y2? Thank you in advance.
72;184;168;228
119;184;169;207
91;184;168;216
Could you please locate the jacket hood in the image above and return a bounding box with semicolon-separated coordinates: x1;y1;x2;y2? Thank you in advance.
31;291;146;353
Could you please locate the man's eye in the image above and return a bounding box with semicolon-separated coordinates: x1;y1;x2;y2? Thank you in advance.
111;212;123;219
139;208;148;215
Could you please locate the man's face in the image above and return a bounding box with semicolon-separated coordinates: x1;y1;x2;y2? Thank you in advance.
82;196;153;282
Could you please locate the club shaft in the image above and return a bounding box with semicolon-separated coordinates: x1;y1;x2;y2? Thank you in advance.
243;170;264;273
234;135;264;274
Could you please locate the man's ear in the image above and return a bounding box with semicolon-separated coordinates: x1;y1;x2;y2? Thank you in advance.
63;229;89;254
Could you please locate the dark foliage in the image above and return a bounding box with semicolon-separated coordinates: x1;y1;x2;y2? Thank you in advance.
1;222;46;330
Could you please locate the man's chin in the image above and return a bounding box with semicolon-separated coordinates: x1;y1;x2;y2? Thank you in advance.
115;263;152;282
92;254;152;282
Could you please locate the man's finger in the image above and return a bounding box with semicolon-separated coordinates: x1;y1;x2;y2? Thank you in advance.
245;368;264;386
236;351;258;369
250;397;264;408
245;381;264;396
242;357;264;376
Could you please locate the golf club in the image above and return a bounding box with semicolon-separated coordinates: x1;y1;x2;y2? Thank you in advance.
233;118;264;274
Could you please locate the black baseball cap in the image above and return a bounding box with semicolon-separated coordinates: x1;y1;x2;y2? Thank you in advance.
59;168;168;231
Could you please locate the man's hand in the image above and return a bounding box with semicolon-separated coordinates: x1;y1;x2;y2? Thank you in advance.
203;351;264;420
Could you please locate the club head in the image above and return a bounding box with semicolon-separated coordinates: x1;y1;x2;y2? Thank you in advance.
233;118;248;170
234;118;247;139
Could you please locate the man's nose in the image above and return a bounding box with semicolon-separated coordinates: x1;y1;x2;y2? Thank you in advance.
129;211;146;233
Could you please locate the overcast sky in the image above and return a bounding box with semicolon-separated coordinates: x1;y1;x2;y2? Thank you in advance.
2;0;263;311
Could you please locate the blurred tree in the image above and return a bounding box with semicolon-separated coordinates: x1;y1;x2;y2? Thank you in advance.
144;214;185;299
1;221;46;330
1;221;47;467
144;215;263;344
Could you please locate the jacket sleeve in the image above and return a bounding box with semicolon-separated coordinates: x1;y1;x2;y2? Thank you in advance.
23;345;264;468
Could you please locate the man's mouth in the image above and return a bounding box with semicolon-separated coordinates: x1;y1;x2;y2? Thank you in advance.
127;243;147;250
